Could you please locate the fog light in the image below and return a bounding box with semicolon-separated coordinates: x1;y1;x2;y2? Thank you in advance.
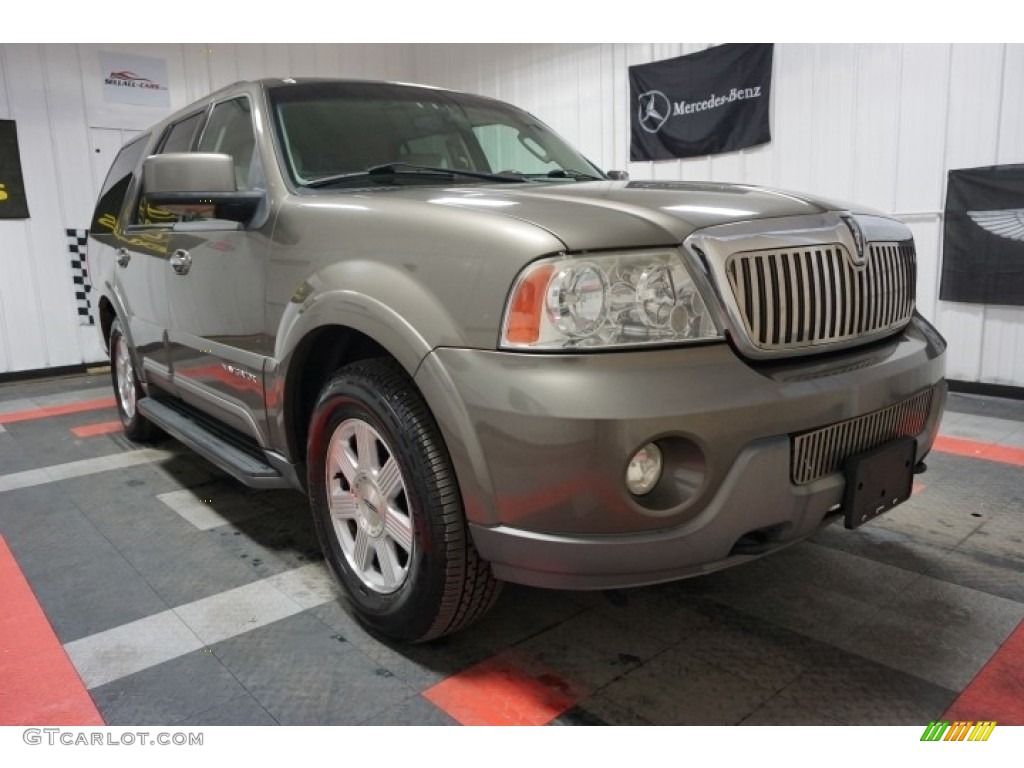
626;443;662;496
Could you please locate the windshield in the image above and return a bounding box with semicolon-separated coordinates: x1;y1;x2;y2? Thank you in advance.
268;81;603;187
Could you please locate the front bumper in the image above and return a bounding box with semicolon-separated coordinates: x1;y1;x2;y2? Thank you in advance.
413;314;946;589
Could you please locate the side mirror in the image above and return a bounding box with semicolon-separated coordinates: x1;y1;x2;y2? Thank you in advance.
142;153;262;225
607;170;630;181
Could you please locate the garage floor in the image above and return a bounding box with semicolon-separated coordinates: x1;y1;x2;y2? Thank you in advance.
1;371;1022;727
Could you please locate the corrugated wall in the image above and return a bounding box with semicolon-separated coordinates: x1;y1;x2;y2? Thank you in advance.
1;43;1022;387
410;43;1024;388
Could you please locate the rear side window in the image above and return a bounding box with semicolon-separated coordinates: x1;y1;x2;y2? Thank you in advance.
158;111;205;154
90;134;149;238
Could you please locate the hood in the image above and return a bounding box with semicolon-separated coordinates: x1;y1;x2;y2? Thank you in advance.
335;179;869;252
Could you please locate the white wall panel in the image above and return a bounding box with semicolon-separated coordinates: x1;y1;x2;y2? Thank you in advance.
894;44;949;216
3;44;79;369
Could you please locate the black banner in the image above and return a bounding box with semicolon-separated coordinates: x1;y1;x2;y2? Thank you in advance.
940;165;1024;307
0;120;29;219
629;43;773;162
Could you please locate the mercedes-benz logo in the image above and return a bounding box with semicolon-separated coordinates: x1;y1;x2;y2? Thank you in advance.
637;90;671;134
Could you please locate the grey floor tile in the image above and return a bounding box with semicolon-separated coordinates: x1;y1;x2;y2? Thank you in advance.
668;611;815;693
0;396;37;415
938;414;1019;444
739;690;843;725
834;606;1001;691
571;692;655;725
780;653;958;725
358;695;459;726
810;518;955;574
5;509;121;581
0;430;40;474
592;650;776;725
204;506;323;579
212;612;415;724
511;607;677;690
871;493;988;549
883;575;1024;645
175;694;280;726
760;541;919;607
945;392;1024;423
27;551;168;643
548;705;611;726
311;600;494;692
5;414;123;467
957;511;1024;563
74;491;263;607
923;547;1024;603
589;585;719;646
88;650;246;726
725;577;882;646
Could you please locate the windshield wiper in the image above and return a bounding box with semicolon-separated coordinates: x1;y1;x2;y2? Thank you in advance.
545;168;604;181
306;163;527;188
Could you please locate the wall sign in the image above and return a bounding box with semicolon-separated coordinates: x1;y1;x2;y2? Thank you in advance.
0;119;30;219
940;165;1024;307
99;51;170;108
629;43;773;162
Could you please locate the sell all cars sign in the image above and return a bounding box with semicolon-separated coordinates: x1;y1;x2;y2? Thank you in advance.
629;43;773;162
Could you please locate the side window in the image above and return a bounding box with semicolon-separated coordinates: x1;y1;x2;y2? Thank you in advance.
197;97;262;191
158;111;205;154
90;134;149;240
134;110;208;226
473;124;557;175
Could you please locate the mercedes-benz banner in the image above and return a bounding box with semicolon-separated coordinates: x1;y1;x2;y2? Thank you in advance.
629;43;773;162
940;164;1024;307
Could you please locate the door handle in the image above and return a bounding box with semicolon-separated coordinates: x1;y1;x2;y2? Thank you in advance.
115;248;130;268
169;249;192;275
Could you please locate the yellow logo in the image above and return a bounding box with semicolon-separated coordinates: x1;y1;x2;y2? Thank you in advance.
0;182;8;202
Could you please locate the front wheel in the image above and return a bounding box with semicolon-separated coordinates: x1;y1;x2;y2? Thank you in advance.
109;318;157;442
307;358;501;642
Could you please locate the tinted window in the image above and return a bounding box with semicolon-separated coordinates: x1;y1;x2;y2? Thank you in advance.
159;111;204;154
197;98;261;190
90;135;149;237
269;82;599;185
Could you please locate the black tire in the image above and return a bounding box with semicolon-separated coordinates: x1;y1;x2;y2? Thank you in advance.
307;357;501;642
109;318;158;442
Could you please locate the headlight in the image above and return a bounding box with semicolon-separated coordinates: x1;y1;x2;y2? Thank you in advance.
501;250;721;350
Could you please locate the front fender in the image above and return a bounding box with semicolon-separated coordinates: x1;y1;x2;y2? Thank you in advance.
275;259;468;374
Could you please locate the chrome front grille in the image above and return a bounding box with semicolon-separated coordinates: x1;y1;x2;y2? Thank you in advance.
791;389;934;485
725;242;916;351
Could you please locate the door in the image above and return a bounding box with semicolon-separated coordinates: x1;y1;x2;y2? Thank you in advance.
161;96;274;445
90;132;170;369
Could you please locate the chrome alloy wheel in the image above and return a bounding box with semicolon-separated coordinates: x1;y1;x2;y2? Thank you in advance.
325;418;414;594
114;335;137;420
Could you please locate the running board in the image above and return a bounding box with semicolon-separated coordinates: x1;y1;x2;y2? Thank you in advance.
137;397;290;489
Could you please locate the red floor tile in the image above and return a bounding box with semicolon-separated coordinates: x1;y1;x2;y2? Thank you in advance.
70;420;122;438
423;652;586;726
0;397;115;425
0;536;103;726
944;619;1024;726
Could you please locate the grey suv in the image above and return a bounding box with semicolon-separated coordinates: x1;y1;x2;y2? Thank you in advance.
88;78;947;642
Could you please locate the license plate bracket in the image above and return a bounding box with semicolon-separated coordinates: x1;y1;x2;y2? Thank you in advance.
843;437;916;530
